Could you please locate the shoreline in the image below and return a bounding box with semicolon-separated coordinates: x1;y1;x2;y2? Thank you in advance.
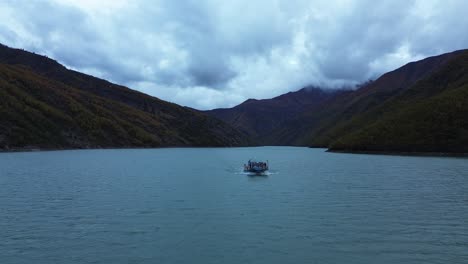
2;146;467;157
327;149;468;158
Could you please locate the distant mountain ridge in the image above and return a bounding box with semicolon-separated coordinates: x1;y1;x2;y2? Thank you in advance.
206;49;468;153
0;44;249;150
206;87;347;145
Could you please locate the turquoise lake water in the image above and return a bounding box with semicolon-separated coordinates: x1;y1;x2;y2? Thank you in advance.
1;147;467;263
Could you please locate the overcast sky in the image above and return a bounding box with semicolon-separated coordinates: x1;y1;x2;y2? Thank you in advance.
1;0;468;109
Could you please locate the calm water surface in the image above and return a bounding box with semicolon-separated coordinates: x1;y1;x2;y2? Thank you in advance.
1;147;467;263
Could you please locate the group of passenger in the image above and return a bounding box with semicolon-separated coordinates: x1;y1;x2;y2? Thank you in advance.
244;160;268;171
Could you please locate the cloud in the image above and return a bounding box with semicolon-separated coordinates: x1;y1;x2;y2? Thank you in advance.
1;0;468;109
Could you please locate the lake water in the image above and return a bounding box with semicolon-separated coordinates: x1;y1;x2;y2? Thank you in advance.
1;147;467;263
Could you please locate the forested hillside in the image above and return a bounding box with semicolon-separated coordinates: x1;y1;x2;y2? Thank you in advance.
0;44;249;150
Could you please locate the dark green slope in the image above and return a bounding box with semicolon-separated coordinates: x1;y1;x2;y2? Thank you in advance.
0;45;249;150
262;49;465;148
297;50;466;147
329;51;468;153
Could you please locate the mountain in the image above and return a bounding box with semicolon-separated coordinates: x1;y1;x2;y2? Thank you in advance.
271;49;467;147
0;44;249;150
205;87;347;145
208;49;468;153
3;43;467;153
329;50;468;153
300;49;468;149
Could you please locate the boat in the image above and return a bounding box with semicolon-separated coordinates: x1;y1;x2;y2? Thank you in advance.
244;159;269;174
